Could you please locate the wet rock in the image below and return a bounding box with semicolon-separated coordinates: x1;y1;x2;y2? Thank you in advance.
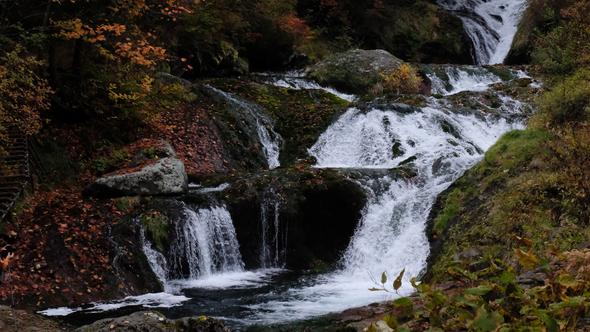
0;305;64;331
223;167;367;270
454;247;483;261
76;311;229;332
155;72;193;87
307;49;403;94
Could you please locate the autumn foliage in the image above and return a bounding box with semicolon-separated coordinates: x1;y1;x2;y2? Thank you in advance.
0;47;52;155
382;64;423;95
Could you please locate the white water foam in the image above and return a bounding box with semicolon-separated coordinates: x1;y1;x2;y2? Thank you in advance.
263;72;357;102
39;293;189;317
166;269;284;291
428;66;502;95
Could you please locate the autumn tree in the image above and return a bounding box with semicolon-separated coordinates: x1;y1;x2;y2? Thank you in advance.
0;47;52;155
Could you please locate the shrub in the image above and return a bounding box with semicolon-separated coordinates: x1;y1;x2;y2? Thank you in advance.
380;64;422;95
535;69;590;126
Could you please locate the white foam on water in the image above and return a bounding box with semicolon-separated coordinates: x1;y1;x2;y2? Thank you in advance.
428;66;502;95
166;269;284;291
39;307;82;317
39;293;189;317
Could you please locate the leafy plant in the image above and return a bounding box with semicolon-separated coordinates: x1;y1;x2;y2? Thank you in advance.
379;64;423;95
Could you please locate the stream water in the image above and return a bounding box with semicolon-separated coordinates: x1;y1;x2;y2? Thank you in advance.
41;1;535;329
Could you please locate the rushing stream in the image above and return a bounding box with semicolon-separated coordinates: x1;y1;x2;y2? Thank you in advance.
41;2;535;329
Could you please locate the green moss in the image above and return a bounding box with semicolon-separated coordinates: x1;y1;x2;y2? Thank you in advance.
89;148;130;175
485;66;515;81
432;190;462;238
206;79;349;165
141;212;170;253
114;197;140;213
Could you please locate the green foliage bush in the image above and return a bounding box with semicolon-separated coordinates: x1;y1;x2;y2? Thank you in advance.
535;69;590;126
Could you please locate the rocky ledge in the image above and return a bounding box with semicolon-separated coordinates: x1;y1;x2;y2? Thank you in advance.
0;306;229;332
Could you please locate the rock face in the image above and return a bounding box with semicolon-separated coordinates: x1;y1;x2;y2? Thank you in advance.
220;167;367;270
76;311;229;332
306;49;403;94
86;141;188;197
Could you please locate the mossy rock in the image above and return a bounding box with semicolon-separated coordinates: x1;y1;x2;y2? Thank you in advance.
204;79;350;166
141;211;170;253
306;49;403;94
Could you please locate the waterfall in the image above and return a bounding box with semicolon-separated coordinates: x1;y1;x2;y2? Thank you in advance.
140;227;169;289
243;67;529;323
204;85;282;169
437;0;528;64
168;204;244;279
311;104;520;279
259;188;287;268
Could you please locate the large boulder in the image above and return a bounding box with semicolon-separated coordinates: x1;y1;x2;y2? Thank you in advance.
88;158;188;197
76;311;229;332
86;140;188;197
306;49;403;94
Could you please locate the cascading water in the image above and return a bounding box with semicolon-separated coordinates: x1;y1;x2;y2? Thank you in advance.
240;68;530;324
437;0;528;64
168;204;244;280
205;86;282;169
260;71;357;102
426;66;502;95
259;187;287;268
140;227;169;289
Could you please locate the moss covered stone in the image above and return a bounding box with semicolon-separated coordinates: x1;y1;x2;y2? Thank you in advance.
141;211;170;253
306;49;403;94
205;79;350;166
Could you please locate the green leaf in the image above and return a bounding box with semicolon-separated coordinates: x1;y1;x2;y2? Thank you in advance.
392;297;414;308
382;314;398;328
381;271;388;284
469;306;504;332
538;312;558;332
465;285;493;296
393;268;405;291
557;274;580;289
